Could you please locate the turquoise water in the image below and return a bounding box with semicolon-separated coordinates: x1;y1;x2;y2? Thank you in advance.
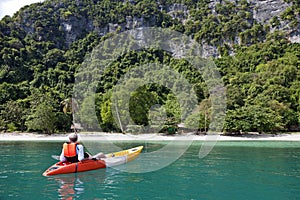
1;141;300;199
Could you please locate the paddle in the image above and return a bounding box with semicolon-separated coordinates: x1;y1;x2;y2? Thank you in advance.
51;155;101;162
51;155;60;160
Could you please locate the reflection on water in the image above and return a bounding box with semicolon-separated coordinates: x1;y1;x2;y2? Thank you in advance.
56;176;84;200
47;169;109;200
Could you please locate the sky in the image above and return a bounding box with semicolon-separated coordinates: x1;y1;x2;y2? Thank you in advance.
0;0;45;19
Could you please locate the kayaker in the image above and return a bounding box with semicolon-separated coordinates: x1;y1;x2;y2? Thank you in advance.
60;133;105;163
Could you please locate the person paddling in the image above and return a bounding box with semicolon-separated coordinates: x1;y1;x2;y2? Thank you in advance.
60;133;105;163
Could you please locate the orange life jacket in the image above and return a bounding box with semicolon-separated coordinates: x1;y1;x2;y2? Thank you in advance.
63;142;78;159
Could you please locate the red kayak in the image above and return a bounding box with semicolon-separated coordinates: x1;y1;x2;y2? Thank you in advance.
43;146;143;176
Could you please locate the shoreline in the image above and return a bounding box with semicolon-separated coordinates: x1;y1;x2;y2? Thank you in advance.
1;132;300;141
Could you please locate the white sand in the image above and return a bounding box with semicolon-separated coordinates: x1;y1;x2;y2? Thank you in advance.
1;132;300;141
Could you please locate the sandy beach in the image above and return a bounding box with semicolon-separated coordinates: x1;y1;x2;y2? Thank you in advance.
1;132;300;141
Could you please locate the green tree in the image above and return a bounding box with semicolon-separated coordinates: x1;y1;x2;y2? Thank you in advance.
100;92;116;131
224;104;284;134
26;101;56;134
1;100;27;131
78;94;99;130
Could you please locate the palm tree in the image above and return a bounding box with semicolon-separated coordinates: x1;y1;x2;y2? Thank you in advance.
60;98;79;131
61;98;72;114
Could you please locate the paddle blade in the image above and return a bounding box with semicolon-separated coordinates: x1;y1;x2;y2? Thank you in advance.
51;155;60;160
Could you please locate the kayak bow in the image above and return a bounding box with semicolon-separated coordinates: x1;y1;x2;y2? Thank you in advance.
43;146;143;176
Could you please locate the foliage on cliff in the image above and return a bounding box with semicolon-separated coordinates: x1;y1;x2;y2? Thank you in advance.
0;0;299;134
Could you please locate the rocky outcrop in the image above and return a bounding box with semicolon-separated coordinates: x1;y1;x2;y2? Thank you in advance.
251;0;291;23
166;3;189;22
15;1;300;55
61;16;94;47
202;0;299;57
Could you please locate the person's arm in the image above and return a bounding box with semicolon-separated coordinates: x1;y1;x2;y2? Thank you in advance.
77;144;85;161
59;148;66;162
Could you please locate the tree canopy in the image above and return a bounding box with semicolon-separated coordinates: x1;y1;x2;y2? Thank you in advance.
0;0;299;134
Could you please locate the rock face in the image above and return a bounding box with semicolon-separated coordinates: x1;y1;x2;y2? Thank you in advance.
251;0;290;23
203;0;299;57
16;1;300;56
61;16;94;47
251;0;300;42
166;3;189;22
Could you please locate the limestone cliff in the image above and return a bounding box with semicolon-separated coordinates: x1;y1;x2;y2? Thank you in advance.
12;0;300;57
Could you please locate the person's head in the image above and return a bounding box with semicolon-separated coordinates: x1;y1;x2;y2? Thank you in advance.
68;133;78;143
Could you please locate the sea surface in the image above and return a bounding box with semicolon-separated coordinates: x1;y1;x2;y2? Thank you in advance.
0;140;300;200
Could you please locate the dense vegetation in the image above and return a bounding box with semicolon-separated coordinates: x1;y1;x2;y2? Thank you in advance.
0;0;299;134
